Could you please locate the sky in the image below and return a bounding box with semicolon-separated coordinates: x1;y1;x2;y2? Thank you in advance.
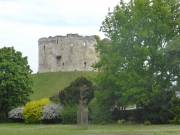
0;0;126;73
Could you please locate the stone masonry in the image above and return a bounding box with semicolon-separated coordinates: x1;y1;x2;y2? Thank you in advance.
38;34;98;73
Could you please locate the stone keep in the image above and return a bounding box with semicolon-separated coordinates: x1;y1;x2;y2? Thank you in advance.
38;34;98;73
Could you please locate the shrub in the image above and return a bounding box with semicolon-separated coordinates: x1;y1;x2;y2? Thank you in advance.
117;119;126;124
8;107;24;122
170;97;180;124
89;97;113;124
23;98;50;123
144;120;151;125
61;105;78;124
88;89;115;124
170;117;180;124
41;103;63;123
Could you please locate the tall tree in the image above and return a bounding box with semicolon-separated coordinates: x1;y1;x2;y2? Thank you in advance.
166;36;180;91
0;47;33;121
95;0;180;123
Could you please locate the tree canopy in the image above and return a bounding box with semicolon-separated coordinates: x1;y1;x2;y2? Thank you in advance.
51;77;94;106
94;0;180;123
0;47;33;120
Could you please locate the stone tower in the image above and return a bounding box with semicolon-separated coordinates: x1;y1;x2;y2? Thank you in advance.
38;34;98;73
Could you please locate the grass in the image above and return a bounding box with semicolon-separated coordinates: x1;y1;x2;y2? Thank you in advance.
31;71;97;100
0;124;179;135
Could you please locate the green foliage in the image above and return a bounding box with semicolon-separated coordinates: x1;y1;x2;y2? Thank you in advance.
117;119;126;124
89;91;114;124
23;98;50;123
51;77;94;106
61;105;78;124
140;91;174;124
0;47;33;121
166;36;180;92
170;97;180;124
95;0;180;123
144;120;151;125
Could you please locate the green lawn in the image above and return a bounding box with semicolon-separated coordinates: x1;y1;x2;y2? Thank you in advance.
0;124;179;135
31;71;97;100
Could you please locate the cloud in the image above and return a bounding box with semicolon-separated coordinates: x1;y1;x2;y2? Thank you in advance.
0;0;120;26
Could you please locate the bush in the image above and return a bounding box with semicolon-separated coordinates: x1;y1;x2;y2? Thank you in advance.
170;97;180;124
8;107;24;122
170;117;180;124
41;103;63;123
117;119;126;124
144;120;151;125
89;97;113;124
23;98;50;123
61;105;78;124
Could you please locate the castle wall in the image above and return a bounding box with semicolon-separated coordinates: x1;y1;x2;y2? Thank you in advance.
38;34;98;73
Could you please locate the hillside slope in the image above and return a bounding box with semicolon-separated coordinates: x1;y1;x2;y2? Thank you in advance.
31;71;97;100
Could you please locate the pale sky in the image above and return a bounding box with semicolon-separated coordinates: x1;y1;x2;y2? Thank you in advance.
0;0;125;73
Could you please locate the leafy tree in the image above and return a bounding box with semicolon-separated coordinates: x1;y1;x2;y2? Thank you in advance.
51;77;94;106
166;36;180;91
170;97;180;124
95;0;180;123
0;47;33;121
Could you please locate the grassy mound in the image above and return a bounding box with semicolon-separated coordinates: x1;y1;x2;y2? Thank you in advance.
31;71;97;100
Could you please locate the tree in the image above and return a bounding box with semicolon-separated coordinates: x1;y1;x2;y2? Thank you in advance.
166;36;180;91
95;0;180;123
0;47;33;121
51;77;94;106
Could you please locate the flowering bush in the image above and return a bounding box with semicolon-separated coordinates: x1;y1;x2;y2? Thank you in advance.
8;107;24;122
23;98;50;123
41;103;63;123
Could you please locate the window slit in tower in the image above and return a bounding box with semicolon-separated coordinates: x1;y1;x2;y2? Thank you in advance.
44;45;45;51
84;62;87;68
